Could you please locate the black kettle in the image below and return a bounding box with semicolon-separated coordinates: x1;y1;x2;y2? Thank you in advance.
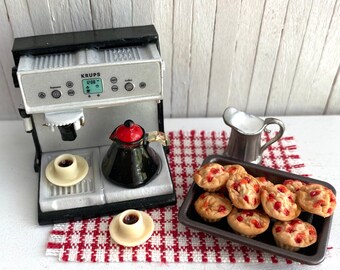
102;119;169;188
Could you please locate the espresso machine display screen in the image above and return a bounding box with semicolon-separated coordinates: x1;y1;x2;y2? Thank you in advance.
12;25;176;225
82;78;103;95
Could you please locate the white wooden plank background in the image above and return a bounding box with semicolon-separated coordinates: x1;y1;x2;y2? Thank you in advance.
0;0;339;120
286;0;337;115
265;0;313;116
207;0;241;116
226;0;266;112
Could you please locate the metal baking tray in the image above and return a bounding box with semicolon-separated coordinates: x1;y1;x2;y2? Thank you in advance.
178;155;336;265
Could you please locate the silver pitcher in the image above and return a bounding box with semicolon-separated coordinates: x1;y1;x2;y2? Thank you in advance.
223;107;285;164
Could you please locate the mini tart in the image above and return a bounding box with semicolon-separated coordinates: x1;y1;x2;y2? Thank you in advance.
261;184;301;221
296;183;336;218
194;192;232;222
283;179;306;193
226;174;261;209
272;218;317;251
193;163;229;192
227;207;270;238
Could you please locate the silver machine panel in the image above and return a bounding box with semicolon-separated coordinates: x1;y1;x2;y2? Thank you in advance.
17;44;163;114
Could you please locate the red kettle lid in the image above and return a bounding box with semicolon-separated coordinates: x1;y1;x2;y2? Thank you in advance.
110;120;144;143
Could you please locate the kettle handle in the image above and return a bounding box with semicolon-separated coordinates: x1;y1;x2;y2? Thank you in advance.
147;131;170;146
259;118;285;155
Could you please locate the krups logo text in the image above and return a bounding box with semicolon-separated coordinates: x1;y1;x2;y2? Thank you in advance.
81;72;100;78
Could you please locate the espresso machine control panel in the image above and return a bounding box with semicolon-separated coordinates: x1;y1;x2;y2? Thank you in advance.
17;44;163;114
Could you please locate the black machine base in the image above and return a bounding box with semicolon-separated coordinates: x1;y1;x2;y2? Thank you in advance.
38;189;176;225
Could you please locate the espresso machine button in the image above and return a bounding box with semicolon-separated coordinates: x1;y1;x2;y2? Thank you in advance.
111;85;119;92
51;89;62;99
66;81;74;88
110;77;118;84
67;89;75;96
124;82;134;91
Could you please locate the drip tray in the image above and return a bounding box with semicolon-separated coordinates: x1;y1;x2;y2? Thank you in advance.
39;148;104;212
38;144;176;224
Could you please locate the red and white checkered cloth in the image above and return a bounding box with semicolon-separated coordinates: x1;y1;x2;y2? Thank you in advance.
46;130;310;263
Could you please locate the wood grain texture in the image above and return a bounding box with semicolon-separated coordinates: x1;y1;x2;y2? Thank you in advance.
246;0;289;116
325;66;340;114
5;0;34;37
90;0;113;29
226;0;265;112
286;0;337;115
153;0;173;118
309;0;340;114
0;0;21;118
27;0;53;35
207;0;241;117
266;0;312;116
49;0;73;33
0;0;340;120
171;0;193;117
187;0;216;117
111;0;132;27
69;0;93;31
132;0;153;26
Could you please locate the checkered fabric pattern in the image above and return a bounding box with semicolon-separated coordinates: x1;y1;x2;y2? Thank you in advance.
46;130;309;263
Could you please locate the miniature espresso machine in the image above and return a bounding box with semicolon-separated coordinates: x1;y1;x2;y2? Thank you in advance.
12;25;176;225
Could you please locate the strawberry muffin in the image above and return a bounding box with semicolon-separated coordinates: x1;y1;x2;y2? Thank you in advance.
261;184;301;221
255;176;274;190
296;183;336;218
272;218;317;251
223;164;247;178
283;179;306;193
193;163;229;192
227;208;270;238
226;174;261;209
194;192;233;222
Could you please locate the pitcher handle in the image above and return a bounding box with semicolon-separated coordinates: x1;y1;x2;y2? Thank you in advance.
259;118;285;155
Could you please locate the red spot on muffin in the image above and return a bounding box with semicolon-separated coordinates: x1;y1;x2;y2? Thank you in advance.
210;168;220;174
277;185;287;193
251;219;262;229
313;200;326;208
283;180;293;185
244;195;249;203
242;210;253;217
257;177;266;183
240;177;249;185
275;226;282;233
330;194;336;203
200;193;206;199
254;184;260;193
218;205;226;212
237;216;243;222
233;182;240;191
268;193;275;202
283;208;290;216
227;166;237;173
310;190;321;197
289;219;302;226
327;208;333;214
274;201;282;210
288;195;294;203
309;227;316;236
294;233;304;244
